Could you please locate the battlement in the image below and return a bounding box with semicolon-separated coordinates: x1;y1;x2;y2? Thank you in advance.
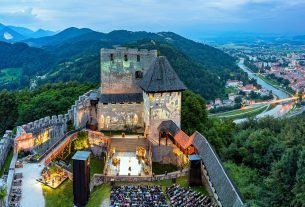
19;90;98;134
100;47;157;56
21;114;67;133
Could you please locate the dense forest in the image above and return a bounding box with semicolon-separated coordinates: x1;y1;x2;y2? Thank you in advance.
181;90;305;207
0;41;55;76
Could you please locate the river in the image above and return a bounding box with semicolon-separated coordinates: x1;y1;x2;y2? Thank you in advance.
237;58;290;99
234;58;292;123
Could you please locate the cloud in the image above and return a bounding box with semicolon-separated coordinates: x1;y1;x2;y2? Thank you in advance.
0;0;304;34
0;8;38;26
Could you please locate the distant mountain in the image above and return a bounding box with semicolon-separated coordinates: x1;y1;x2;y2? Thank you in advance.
25;27;94;47
0;23;56;42
6;25;34;37
31;29;56;38
0;27;25;42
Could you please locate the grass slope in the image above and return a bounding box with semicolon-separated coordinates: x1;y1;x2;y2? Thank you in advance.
0;68;22;82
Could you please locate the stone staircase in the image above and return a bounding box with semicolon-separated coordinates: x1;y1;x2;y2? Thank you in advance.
110;138;148;152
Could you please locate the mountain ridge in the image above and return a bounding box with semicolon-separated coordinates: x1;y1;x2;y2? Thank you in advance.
0;27;249;100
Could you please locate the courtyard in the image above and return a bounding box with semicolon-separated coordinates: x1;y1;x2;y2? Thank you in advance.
9;127;209;206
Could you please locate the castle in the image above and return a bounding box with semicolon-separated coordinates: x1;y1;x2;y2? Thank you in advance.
98;48;186;139
11;47;244;207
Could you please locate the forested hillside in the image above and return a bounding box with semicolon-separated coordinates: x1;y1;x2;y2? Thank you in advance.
0;41;56;90
0;28;249;100
181;92;305;206
0;82;96;134
0;41;55;75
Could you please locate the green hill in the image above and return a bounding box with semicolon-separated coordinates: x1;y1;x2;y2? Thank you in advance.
0;29;249;100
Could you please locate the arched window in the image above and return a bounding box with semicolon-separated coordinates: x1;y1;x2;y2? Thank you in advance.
124;54;128;61
135;71;143;79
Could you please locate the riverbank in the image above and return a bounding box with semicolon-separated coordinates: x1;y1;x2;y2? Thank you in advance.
238;58;291;99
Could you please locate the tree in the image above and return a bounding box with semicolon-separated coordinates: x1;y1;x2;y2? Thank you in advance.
291;149;305;207
181;90;208;135
0;90;18;135
73;131;89;151
263;148;300;206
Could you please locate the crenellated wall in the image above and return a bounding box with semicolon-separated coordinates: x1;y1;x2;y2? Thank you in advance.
14;90;99;154
15;114;67;154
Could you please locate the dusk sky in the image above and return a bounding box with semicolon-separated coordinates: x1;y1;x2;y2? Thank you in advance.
1;0;305;38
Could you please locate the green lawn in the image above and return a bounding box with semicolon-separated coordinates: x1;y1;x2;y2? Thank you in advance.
0;68;22;82
90;156;105;178
42;156;105;207
42;180;73;207
152;162;178;175
210;106;263;117
226;105;269;120
87;183;111;207
211;105;271;120
225;87;238;94
0;149;13;177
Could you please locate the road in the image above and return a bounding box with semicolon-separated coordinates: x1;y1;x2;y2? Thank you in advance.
234;59;293;123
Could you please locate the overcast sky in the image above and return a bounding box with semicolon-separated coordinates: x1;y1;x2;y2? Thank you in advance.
0;0;305;38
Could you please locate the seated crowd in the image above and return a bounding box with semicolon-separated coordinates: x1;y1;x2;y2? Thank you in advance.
166;184;214;207
110;185;168;207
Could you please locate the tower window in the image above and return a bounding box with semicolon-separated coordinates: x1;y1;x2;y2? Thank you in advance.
110;54;114;61
124;54;128;61
137;55;140;62
135;71;143;79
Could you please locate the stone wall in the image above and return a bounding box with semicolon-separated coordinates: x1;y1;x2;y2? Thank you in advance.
15;115;67;154
152;145;188;166
0;130;14;170
97;102;144;131
14;90;98;154
143;91;182;140
71;90;96;129
100;48;157;94
87;130;110;156
90;169;188;191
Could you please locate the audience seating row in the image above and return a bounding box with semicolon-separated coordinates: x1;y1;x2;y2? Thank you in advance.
110;185;168;207
166;184;215;207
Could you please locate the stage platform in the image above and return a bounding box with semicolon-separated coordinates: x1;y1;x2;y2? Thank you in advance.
107;152;151;176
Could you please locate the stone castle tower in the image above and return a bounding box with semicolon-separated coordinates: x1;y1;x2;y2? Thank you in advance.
97;47;186;141
138;56;187;141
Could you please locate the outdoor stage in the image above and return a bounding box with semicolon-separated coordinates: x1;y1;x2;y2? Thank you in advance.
107;152;150;176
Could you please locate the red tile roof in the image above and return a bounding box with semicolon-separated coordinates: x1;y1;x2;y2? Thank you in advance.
174;130;193;149
16;133;33;141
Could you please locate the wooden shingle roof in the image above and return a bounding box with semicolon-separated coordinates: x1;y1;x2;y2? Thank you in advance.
138;56;187;93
